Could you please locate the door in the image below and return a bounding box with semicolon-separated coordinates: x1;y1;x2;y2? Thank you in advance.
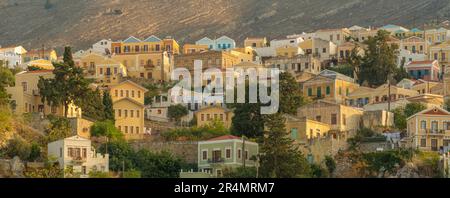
212;150;222;163
431;139;438;151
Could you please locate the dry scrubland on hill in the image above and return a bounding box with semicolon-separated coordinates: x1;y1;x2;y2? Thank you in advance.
1;0;450;50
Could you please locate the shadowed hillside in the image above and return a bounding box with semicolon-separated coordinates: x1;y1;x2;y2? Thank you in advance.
1;0;450;50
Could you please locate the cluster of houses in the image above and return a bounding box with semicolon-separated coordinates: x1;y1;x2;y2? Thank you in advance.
3;23;450;177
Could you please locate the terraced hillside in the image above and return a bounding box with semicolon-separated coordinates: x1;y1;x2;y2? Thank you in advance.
0;0;450;50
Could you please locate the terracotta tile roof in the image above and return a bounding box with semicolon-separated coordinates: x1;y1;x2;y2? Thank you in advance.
207;135;241;141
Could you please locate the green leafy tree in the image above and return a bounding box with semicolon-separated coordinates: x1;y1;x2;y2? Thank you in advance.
28;143;41;162
222;167;257;178
102;90;115;122
167;104;188;123
0;65;15;105
404;102;426;117
80;88;105;121
393;103;425;131
38;47;90;118
278;72;306;115
45;116;72;143
132;150;184;178
259;113;311;178
91;120;124;142
98;140;135;172
358;30;399;86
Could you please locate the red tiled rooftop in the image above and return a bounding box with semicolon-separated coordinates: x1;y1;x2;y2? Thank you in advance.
207;135;241;141
408;60;435;65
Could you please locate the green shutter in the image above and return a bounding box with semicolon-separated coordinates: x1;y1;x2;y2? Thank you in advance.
308;88;312;96
326;86;331;95
291;128;298;140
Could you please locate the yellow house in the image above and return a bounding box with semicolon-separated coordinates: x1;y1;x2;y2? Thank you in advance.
347;84;419;107
111;52;171;81
400;36;428;54
244;37;268;48
109;80;148;140
302;70;359;104
111;35;180;55
69;117;95;139
23;48;58;62
284;115;331;141
230;47;256;62
315;28;351;45
406;107;450;152
412;79;443;95
298;38;337;63
183;44;209;54
264;54;322;76
195;106;234;129
26;59;55;70
6;70;81;117
76;53;127;86
424;28;450;45
275;45;304;58
297;100;363;135
429;41;450;70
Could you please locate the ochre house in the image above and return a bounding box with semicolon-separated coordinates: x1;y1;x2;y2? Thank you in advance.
347;84;419;108
244;37;268;48
6;70;81;117
406;107;450;152
195;106;234;129
109;80;148;140
302;70;359;104
111;35;180;55
76;53;127;86
297;100;363;136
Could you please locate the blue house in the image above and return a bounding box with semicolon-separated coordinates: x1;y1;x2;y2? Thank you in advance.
195;36;236;51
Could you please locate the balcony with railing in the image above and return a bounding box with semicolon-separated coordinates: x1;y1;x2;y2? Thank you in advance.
207;158;224;164
420;129;446;136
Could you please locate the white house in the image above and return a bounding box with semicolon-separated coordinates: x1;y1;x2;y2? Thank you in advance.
397;48;427;67
0;46;27;68
47;136;109;178
270;37;304;49
195;36;236;51
92;39;112;55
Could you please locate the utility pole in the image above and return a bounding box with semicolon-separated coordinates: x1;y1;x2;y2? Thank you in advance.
122;160;125;178
242;136;246;168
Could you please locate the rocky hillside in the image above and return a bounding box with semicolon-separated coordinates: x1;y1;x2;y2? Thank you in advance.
1;0;450;50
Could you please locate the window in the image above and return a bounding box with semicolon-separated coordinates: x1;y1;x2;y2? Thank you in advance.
308;88;313;96
238;149;241;159
291;128;298;140
21;82;27;92
120;90;123;97
326;86;331;95
201;114;204;121
446;122;450;130
82;148;87;158
331;114;337;125
136;127;140;134
202;150;207;160
316;116;321;122
317;87;322;97
118;109;122;117
420;139;427;147
124;110;128;117
138;91;141;98
420;121;426;129
115;90;118;97
322;48;326;53
130;126;134;134
130;110;134;118
125;126;128;133
225;149;231;159
431;121;438;132
132;90;135;97
245;151;249;160
137;110;140;118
